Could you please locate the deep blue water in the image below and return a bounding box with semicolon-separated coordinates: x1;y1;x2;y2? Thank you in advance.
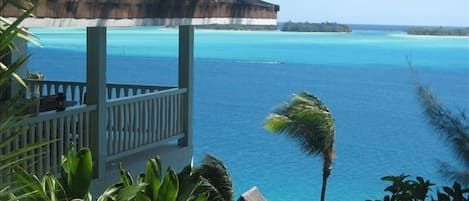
28;28;469;201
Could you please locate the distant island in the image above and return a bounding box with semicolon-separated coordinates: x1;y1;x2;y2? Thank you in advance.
194;22;352;32
195;24;277;31
281;22;351;33
406;27;469;36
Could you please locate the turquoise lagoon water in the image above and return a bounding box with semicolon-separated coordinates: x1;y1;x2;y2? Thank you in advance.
28;27;469;201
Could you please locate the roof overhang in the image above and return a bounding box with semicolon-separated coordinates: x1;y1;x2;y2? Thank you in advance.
2;0;279;27
5;17;278;27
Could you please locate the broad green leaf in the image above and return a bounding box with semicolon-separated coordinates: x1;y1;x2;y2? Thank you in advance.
157;169;179;201
116;183;146;201
98;183;124;201
69;148;93;199
145;157;162;200
135;192;151;201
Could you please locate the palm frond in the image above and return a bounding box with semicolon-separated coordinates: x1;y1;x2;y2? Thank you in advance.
264;91;335;156
194;154;234;201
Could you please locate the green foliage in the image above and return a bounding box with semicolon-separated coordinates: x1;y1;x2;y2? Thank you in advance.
194;154;234;201
11;147;93;201
0;0;46;198
264;91;335;156
406;27;469;36
367;174;469;201
264;91;335;201
381;174;434;201
98;156;208;201
60;146;93;199
413;74;469;185
281;21;351;32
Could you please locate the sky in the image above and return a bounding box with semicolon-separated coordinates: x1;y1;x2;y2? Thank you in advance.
268;0;469;26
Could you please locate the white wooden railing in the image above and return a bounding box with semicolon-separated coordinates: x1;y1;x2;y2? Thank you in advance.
4;82;187;178
1;105;96;177
27;80;175;104
105;88;187;160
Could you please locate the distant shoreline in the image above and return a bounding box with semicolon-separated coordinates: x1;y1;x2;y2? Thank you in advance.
280;22;351;33
195;21;351;33
195;23;468;36
406;27;469;36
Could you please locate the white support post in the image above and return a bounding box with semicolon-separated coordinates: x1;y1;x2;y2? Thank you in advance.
178;25;194;147
86;27;107;178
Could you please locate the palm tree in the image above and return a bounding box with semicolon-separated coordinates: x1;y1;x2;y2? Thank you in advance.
194;154;234;201
264;91;335;201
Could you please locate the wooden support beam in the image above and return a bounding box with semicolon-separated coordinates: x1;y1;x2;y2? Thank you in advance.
86;26;107;178
178;25;194;147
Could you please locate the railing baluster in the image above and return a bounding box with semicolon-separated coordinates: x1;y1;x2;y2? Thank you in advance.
78;112;84;147
71;84;76;102
51;119;58;172
20;126;26;168
37;122;44;174
65;115;71;151
45;120;51;171
117;105;123;153
85;110;90;147
133;102;138;148
29;124;35;172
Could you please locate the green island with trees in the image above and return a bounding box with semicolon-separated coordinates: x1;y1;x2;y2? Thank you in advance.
195;22;352;32
281;21;351;32
406;27;469;36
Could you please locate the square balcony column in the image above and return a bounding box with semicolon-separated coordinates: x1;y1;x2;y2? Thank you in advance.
86;26;107;178
178;25;194;147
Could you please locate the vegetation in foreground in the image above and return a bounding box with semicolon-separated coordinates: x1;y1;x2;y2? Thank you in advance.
0;0;49;198
413;69;469;185
406;27;469;36
9;145;236;201
367;68;469;200
367;174;469;201
264;91;335;201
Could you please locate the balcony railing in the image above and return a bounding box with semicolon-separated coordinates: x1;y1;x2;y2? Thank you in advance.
2;80;186;179
27;79;174;104
1;104;95;177
106;88;186;160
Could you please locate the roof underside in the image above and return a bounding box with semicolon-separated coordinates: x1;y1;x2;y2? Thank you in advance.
2;0;279;27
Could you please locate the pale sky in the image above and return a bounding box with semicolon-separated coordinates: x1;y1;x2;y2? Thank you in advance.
268;0;469;26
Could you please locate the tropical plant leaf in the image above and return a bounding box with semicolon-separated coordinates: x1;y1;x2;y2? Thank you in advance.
11;166;48;200
177;165;203;201
0;3;37;51
116;183;146;201
145;157;162;200
194;154;233;201
60;147;93;199
157;169;179;201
